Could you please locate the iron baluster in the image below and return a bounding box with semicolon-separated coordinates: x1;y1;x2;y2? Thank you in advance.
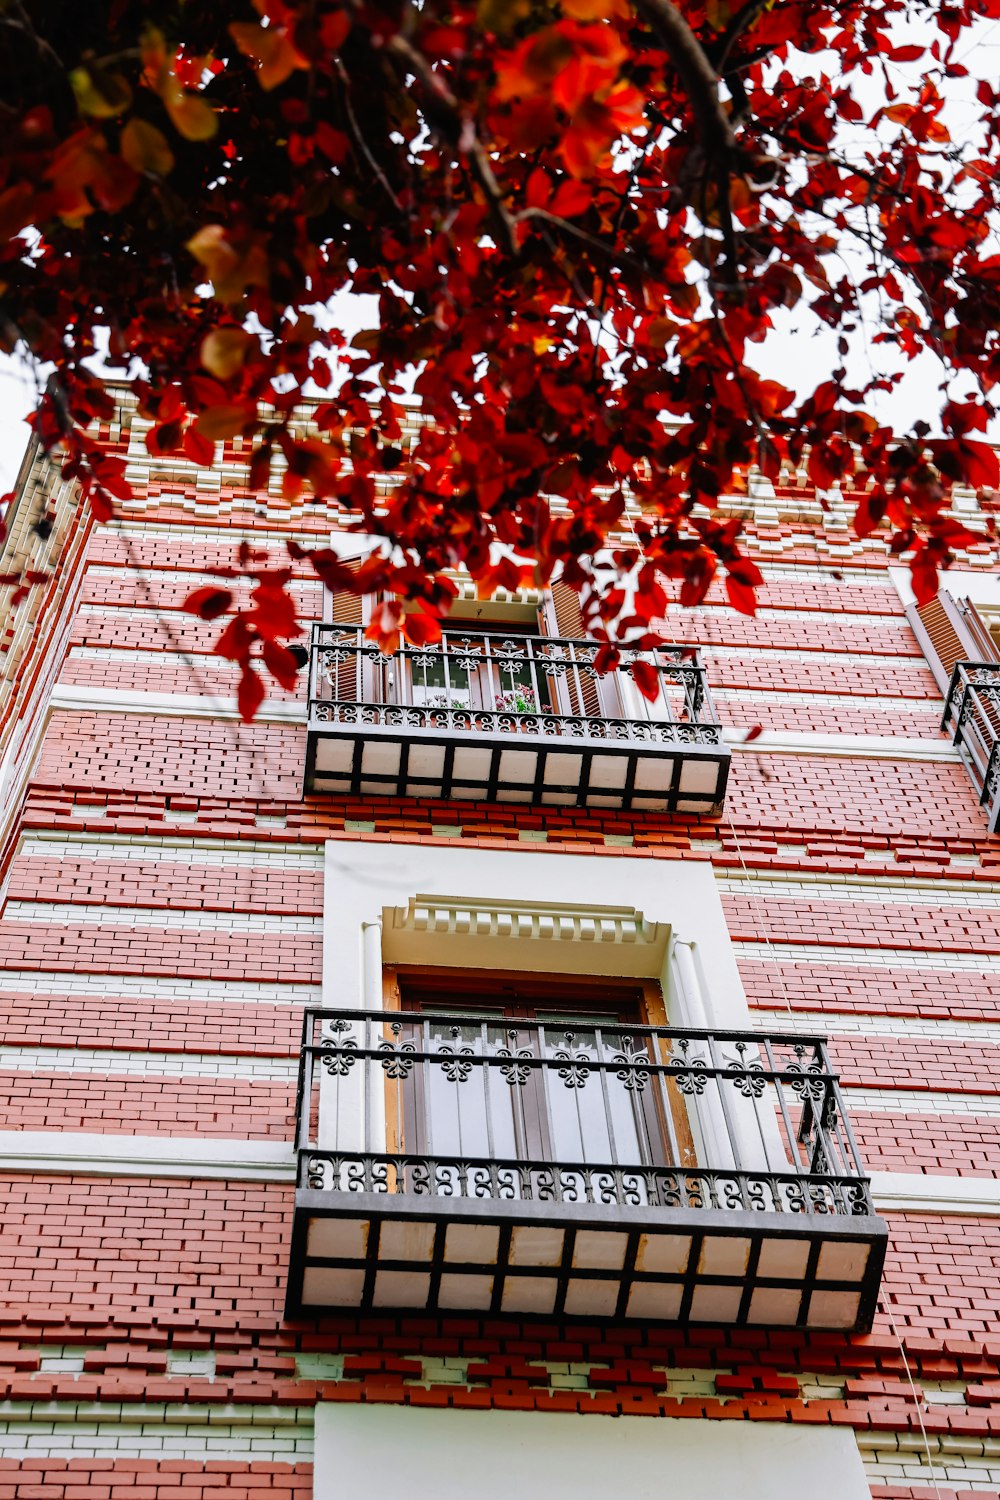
594;1027;621;1169
767;1036;804;1175
481;1020;496;1164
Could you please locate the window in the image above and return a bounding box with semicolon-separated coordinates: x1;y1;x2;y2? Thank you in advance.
286;843;885;1329
382;968;696;1181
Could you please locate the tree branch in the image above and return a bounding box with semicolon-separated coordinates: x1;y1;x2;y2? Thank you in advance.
714;0;779;75
631;0;736;155
385;33;519;256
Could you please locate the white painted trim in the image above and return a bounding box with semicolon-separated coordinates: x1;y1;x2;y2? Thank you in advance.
0;1130;993;1213
0;1131;296;1180
49;683;306;723
870;1171;1000;1216
723;728;959;761
890;563;1000;611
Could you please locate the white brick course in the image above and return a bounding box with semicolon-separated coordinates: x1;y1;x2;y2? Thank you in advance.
0;1401;313;1459
751;1009;1000;1046
6;902;321;934
20;833;323;869
0;971;318;1004
734;941;1000;972
0;1046;296;1080
719;873;1000;908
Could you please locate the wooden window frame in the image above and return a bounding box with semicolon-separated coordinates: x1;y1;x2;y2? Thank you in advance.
380;965;695;1170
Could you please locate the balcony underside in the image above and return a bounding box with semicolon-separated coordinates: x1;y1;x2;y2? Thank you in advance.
304;713;730;811
288;1175;887;1330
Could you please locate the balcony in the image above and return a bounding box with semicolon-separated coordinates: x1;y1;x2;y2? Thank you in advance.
943;662;1000;830
305;625;729;811
287;1009;887;1329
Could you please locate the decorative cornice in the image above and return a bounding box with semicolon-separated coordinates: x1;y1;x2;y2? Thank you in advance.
390;894;662;947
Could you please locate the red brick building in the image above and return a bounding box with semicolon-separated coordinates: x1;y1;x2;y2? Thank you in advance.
1;392;999;1497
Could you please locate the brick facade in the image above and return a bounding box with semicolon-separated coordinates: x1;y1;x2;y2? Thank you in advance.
1;403;999;1496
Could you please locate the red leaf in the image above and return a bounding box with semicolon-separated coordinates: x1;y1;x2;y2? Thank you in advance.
87;486;115;523
262;638;302;691
630;658;659;701
742;724;764;742
403;610;442;646
183;427;216;465
910;554;940;607
237;663;266;722
725;573;758;616
183;585;233;620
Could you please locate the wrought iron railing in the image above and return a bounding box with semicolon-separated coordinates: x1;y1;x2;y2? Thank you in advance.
296;1008;875;1219
308;624;723;748
943;661;1000;830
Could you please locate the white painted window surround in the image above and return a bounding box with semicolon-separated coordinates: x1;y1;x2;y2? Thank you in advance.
323;840;748;1023
320;840;771;1166
314;1405;871;1500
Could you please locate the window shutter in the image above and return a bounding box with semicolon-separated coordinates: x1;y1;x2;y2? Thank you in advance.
905;590;992;693
540;584;624;718
322;557;377;703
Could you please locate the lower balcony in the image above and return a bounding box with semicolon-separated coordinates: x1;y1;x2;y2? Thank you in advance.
305;625;730;811
287;1009;887;1329
943;661;1000;830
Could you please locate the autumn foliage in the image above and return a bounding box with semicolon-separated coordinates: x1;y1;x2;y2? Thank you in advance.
3;0;1000;711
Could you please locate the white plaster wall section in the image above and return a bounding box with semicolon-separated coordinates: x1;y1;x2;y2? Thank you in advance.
890;564;1000;612
321;841;749;1026
313;1405;872;1500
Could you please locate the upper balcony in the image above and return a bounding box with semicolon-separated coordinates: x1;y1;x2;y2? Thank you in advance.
942;661;1000;830
305;624;729;812
287;1009;887;1330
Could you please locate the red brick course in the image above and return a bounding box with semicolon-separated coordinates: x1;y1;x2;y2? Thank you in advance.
6;860;322;917
0;1073;294;1138
0;1461;311;1500
0;923;319;984
0;994;300;1056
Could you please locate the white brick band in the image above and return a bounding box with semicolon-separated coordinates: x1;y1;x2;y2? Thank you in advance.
735;942;1000;972
6;902;321;934
0;972;318;1004
0;1046;296;1081
20;834;323;869
0;1401;313;1460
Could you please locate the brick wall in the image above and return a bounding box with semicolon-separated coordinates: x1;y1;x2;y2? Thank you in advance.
2;438;1000;1499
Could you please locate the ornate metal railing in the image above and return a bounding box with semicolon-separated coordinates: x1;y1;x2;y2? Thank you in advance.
295;1008;875;1220
943;661;1000;830
308;623;723;748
